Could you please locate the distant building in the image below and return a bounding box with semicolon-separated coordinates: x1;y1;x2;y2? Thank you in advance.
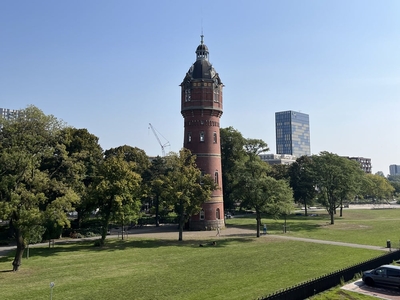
389;165;400;176
275;110;310;157
0;108;20;120
259;153;297;166
345;157;372;174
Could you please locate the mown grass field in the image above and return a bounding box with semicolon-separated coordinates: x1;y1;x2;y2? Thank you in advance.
0;208;398;300
228;208;400;248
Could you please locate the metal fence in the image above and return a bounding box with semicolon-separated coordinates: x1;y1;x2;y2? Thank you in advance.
258;249;400;300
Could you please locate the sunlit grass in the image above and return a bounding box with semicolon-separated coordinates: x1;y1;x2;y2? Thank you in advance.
0;236;381;300
227;208;400;247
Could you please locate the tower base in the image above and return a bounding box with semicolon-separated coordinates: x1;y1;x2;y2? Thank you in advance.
189;219;225;231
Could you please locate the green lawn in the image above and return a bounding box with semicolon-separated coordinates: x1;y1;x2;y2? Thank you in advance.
1;208;398;300
228;208;400;248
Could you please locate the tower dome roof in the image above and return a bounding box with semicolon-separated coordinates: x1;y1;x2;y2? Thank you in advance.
184;35;220;81
196;43;208;52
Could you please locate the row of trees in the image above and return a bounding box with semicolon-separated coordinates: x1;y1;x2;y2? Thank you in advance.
1;107;395;270
221;127;395;226
0;106;215;271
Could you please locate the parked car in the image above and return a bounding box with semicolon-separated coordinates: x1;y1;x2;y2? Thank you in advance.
362;264;400;287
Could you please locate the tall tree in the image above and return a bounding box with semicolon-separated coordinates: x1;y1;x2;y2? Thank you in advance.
269;164;290;181
387;175;400;199
90;154;142;245
288;156;317;216
233;155;293;237
220;127;247;210
311;152;363;224
104;145;150;176
142;156;170;226
362;173;395;203
163;149;215;241
244;138;269;156
55;128;103;226
0;106;79;271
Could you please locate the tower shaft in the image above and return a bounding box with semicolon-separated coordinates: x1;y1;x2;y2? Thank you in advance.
180;36;225;230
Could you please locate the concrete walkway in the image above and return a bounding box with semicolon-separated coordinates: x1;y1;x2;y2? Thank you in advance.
0;225;392;258
271;234;392;252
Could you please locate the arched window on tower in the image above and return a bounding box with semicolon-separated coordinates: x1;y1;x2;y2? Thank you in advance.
200;209;205;220
188;132;192;143
216;208;220;220
214;170;219;185
213;131;217;144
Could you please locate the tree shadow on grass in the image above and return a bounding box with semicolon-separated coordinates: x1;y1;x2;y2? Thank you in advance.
0;236;256;262
0;254;12;262
227;212;332;234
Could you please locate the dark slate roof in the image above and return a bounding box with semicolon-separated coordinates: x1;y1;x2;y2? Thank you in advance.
191;60;213;79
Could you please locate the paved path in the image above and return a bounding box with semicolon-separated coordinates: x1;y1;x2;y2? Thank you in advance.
0;224;391;258
271;234;392;252
342;279;400;300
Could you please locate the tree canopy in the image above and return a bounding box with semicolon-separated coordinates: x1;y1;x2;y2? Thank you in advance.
162;149;215;241
90;153;142;244
0;106;80;270
288;155;317;216
233;146;293;237
311;152;363;224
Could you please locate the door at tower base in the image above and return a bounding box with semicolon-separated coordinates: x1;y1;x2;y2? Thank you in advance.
189;200;225;230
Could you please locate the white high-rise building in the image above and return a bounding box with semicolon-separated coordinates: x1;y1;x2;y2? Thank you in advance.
0;108;20;120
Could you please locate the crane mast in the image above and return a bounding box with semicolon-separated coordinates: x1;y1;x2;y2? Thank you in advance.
149;123;170;156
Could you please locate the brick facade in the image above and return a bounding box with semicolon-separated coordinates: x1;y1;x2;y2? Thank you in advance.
180;36;225;230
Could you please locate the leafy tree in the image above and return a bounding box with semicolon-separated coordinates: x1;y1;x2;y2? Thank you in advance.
90;153;142;245
163;149;215;241
288;156;317;216
269;164;290;181
0;106;79;271
311;152;363;224
142;156;170;226
233;151;293;237
220;127;247;210
387;175;400;183
336;159;364;217
387;175;400;199
244;138;269;155
104;145;150;175
60;127;103;224
362;174;395;203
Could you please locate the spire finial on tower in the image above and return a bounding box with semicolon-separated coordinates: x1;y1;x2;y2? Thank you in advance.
200;33;204;45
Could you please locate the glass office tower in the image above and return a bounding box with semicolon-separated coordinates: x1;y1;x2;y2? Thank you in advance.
275;110;310;157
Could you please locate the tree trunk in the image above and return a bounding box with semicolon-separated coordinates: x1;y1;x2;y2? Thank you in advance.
256;212;261;238
329;201;335;225
155;195;160;227
12;229;25;271
304;202;308;216
100;215;110;245
178;212;185;241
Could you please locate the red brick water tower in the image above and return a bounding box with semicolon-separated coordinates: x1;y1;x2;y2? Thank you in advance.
180;35;225;230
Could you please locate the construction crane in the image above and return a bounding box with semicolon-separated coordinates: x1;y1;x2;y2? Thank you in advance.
148;123;170;156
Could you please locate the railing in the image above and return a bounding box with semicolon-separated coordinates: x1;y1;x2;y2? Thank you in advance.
258;249;400;300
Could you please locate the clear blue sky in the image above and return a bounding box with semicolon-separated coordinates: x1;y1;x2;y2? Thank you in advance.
1;1;399;175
